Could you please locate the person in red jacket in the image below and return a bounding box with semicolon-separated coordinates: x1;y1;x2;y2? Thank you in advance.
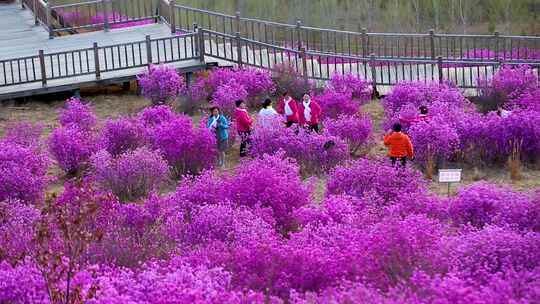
235;99;253;157
276;91;299;127
298;93;322;133
383;123;414;167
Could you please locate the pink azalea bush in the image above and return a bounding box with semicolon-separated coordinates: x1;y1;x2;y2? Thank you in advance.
509;87;540;111
383;81;467;118
327;73;372;102
0;141;49;204
272;63;315;100
48;126;99;174
3;121;43;148
146;113;217;176
480;65;538;106
138;65;186;105
59;97;97;131
91;147;169;202
315;90;360;119
448;182;540;231
100;117;147;156
327;158;427;205
250;117;349;175
190;67;274;111
323;114;372;154
137;104;177;127
408;116;461;163
211;79;249;118
0;200;40;263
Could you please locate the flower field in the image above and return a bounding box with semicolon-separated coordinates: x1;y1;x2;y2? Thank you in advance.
0;63;540;303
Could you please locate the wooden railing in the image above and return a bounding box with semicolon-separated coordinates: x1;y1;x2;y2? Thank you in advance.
200;29;537;89
21;0;540;64
0;32;198;88
171;3;540;62
10;1;540;93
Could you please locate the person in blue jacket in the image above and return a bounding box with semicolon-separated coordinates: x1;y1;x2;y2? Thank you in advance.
207;106;229;167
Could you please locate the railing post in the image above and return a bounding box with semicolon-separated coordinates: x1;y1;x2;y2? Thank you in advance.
300;47;308;83
46;0;53;39
369;54;377;93
93;43;101;80
146;35;153;66
429;29;435;59
235;11;241;35
33;0;39;25
193;23;199;57
296;19;303;49
169;0;176;34
39;50;47;87
235;32;243;67
437;56;443;84
197;27;205;62
102;0;110;32
494;31;500;60
361;28;368;57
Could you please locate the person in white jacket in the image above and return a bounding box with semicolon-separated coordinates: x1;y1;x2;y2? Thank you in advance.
258;98;279;127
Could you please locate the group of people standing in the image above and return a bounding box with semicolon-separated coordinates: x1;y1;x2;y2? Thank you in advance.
207;92;323;167
207;94;433;169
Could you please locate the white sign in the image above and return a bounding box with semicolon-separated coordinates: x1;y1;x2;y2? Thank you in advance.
438;169;462;183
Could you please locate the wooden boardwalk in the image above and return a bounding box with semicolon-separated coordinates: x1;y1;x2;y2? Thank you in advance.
1;1;538;100
0;2;206;100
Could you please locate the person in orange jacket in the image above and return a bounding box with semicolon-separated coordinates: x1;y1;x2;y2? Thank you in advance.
384;123;414;167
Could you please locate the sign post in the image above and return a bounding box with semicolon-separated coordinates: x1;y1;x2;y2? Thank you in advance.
438;169;462;197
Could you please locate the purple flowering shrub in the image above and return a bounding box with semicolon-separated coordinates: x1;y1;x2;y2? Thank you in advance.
228;153;312;231
48;126;99;174
211;79;249;118
146;114;217;176
383;81;467;118
315;90;360;119
293;195;375;228
327;158;427;206
443;226;540;283
272;63;315;100
87;194;182;267
327;73;372;102
181;203;277;247
250;117;349;175
509;87;540;112
0;258;277;304
3;121;43;148
137;65;186;105
217;214;444;297
137;105;177;127
448;182;540;231
0;200;40;263
190;67;274;111
173;153;311;232
100;117;147;156
479;65;538;109
91;148;169;202
0;142;49;204
408;116;461;163
484;110;540;162
323;114;372;154
59;97;97;131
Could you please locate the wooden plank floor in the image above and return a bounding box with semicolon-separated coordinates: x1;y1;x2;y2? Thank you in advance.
0;2;205;100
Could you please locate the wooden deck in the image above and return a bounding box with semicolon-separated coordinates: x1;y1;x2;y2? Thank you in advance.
0;2;207;100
